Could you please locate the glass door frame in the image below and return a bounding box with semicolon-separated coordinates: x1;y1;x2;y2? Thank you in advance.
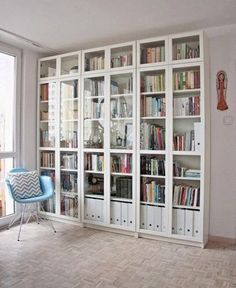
0;42;21;227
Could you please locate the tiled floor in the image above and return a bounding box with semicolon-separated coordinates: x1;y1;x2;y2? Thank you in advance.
0;221;235;288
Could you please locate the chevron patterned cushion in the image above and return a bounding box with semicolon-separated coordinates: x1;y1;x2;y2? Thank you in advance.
8;171;43;199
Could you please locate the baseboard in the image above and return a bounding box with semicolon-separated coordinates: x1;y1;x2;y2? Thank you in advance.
209;235;236;245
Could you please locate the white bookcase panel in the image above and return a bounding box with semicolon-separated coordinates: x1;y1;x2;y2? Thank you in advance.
37;30;208;247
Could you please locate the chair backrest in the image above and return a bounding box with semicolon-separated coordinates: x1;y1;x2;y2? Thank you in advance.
6;168;29;201
6;167;44;201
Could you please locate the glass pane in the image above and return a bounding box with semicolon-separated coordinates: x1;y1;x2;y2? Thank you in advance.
40;59;57;78
60;80;78;148
110;120;133;149
0;158;14;218
140;40;165;64
111;176;132;199
111;45;133;68
40;169;56;214
0;52;15;152
40;82;57;147
111;73;133;95
84;50;105;72
172;35;200;61
61;55;79;75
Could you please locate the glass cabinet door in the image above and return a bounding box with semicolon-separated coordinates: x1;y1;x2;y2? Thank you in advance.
60;80;79;148
39;82;57;148
110;72;133;150
83;76;105;149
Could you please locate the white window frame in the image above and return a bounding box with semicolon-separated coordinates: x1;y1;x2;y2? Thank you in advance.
0;41;21;227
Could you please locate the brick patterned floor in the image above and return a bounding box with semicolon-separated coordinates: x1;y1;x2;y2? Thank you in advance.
0;221;235;288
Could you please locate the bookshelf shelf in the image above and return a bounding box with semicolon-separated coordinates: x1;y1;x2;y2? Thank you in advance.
140;175;166;179
85;194;104;200
173;88;201;94
173;205;200;210
141;91;165;96
84;170;104;174
111;172;133;176
111;197;133;203
173;151;201;156
110;93;133;98
38;30;208;247
140;201;165;207
141;116;166;120
173;115;200;119
173;176;200;181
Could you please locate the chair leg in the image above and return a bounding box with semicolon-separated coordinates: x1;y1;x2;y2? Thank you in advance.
8;214;20;230
39;203;56;233
18;204;26;241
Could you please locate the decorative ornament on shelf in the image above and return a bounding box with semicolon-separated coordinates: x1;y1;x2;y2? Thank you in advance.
216;70;228;111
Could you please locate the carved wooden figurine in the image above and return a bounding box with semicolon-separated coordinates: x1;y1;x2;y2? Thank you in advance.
216;70;228;111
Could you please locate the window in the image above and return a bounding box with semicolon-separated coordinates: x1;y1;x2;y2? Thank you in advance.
0;44;21;221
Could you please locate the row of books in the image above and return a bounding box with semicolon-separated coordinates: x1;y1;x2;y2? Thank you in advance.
111;154;132;173
173;161;200;178
85;154;104;171
173;185;200;207
141;157;165;176
84;98;104;119
140;123;165;150
61;173;78;192
173;122;201;151
140;46;165;64
141;96;166;117
111;97;132;118
60;130;78;149
61;81;78;99
84;78;104;97
40;129;55;148
173;42;200;60
173;96;200;116
111;54;132;68
111;177;132;199
40;83;56;101
173;70;200;90
141;74;165;92
41;152;55;168
61;196;78;217
141;180;165;204
111;78;133;95
173;130;195;151
61;153;77;170
85;56;104;71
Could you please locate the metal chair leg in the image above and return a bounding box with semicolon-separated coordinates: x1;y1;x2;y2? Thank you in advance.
18;204;26;241
39;203;56;233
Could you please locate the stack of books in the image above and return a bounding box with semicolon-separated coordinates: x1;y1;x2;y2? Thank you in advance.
84;78;104;96
173;185;200;207
173;96;200;116
85;154;104;172
173;70;200;90
173;42;200;60
141;74;165;92
140;123;165;150
41;152;55;168
111;54;132;68
141;46;165;64
141;157;165;176
61;172;78;192
141;96;166;117
141;179;165;203
61;153;77;170
111;154;132;173
85;56;104;71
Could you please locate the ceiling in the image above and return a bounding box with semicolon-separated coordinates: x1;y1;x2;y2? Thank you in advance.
0;0;236;54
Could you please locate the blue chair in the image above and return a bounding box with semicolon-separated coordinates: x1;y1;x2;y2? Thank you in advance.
5;168;56;241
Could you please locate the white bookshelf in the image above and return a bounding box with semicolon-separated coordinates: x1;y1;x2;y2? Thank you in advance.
37;31;208;247
38;52;81;221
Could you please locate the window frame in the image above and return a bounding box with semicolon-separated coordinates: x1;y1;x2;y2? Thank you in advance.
0;41;21;225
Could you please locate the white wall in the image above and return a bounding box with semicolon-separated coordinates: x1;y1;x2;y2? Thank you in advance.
207;26;236;239
14;25;236;240
21;49;41;170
